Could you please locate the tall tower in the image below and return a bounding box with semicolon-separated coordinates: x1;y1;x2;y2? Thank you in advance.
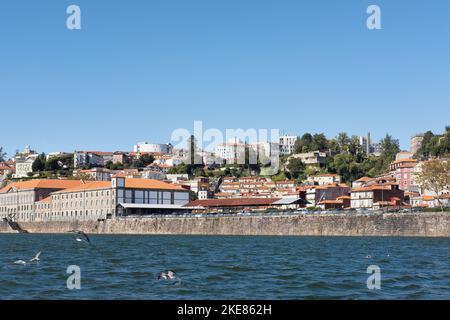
366;132;371;154
411;134;424;154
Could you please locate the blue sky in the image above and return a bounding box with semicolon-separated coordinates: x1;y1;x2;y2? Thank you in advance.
0;0;449;156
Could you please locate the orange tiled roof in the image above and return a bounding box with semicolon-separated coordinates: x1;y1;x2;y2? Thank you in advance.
391;158;418;165
53;178;186;193
352;185;398;192
81;151;115;156
319;200;344;204
37;197;52;203
0;179;84;194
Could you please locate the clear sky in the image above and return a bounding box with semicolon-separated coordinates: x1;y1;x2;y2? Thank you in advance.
1;0;449;156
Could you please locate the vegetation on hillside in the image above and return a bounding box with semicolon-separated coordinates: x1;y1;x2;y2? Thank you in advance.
0;147;6;162
415;126;450;159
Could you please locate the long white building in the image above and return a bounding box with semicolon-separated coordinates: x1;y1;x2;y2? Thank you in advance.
0;177;191;222
133;142;173;154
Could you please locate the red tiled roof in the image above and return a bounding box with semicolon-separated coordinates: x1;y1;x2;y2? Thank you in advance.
0;179;84;194
356;176;372;182
352;184;398;192
81;151;115;156
53;178;186;193
37;197;52;203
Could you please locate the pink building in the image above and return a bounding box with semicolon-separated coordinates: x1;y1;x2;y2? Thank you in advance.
389;158;418;192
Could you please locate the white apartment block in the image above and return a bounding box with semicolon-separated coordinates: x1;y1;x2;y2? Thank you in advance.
279;135;297;155
133;142;173;154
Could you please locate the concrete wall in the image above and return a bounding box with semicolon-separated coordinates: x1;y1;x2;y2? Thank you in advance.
1;212;449;237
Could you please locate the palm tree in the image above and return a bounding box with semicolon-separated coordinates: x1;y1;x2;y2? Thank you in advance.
337;132;350;154
0;147;6;162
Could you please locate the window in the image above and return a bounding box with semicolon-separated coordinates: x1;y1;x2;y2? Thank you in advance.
162;192;172;204
174;192;189;205
148;191;158;204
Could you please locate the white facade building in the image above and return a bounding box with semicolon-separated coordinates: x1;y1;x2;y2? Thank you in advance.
13;157;36;178
215;139;245;164
133;142;173;154
279;135;297;155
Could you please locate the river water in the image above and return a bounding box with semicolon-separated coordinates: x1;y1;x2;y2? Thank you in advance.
0;234;449;299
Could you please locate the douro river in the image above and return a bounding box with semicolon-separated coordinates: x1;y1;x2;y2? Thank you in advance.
0;234;449;299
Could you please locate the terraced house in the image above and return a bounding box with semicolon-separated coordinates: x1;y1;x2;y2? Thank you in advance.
1;177;191;222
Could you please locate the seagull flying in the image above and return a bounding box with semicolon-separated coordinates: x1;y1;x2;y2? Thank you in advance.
68;230;91;243
29;251;41;263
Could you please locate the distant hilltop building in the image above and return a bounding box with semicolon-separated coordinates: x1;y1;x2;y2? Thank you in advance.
307;173;341;186
74;151;114;168
133;142;173;154
290;151;327;167
279;135;297;155
410;134;425;154
12;145;38;178
359;132;382;156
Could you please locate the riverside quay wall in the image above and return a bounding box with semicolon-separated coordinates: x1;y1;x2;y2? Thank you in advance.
1;212;450;237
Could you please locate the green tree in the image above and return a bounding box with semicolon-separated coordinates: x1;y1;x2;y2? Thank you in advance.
380;134;400;168
416;159;450;212
271;171;287;181
193;167;206;177
337;132;350;154
131;154;155;169
348;136;363;156
415;131;435;158
105;160;114;170
293;133;313;153
139;154;155;166
45;158;60;171
0;147;6;162
327;139;340;156
32;153;46;172
311;133;328;152
286;158;305;180
328;154;364;182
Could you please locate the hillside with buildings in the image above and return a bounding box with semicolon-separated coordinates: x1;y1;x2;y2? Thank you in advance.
1;126;450;223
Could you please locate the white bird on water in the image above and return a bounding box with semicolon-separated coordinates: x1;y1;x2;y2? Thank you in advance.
14;251;41;265
158;270;176;280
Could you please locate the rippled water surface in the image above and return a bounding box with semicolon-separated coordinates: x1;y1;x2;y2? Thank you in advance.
0;234;449;299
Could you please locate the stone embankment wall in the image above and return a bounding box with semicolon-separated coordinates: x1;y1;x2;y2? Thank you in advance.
0;222;15;233
0;212;449;237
